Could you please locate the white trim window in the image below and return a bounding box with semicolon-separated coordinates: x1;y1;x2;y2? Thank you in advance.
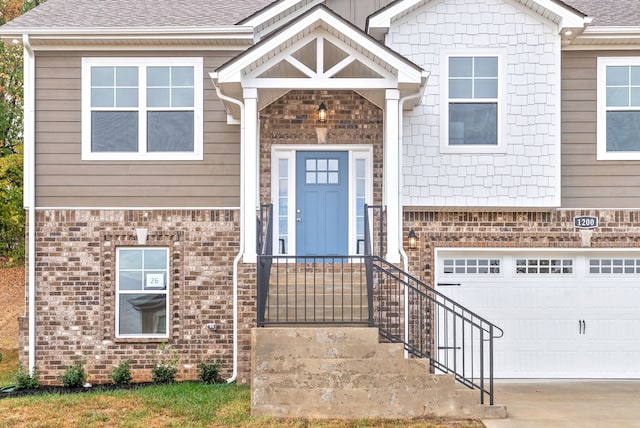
82;57;203;161
116;247;169;338
597;57;640;160
441;53;502;152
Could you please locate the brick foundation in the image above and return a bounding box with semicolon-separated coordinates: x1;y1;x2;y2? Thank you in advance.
22;209;255;385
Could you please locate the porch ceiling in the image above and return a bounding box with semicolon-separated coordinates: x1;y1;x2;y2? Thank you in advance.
211;4;428;119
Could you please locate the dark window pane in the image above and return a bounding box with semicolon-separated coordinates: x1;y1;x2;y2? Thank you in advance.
116;67;138;86
449;103;497;145
449;57;472;77
606;111;640;151
91;88;114;108
118;294;166;335
147;67;170;86
147;111;194;152
91;67;114;86
144;249;167;270
632;66;640;85
449;79;472;99
607;66;629;86
171;88;194;107
607;87;629;107
474;78;498;98
171;66;194;86
119;271;142;291
474;57;498;77
91;111;138;152
119;249;142;269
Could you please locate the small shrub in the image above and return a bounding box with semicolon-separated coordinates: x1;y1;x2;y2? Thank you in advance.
198;359;224;385
151;342;179;384
15;363;39;390
109;359;132;385
60;359;88;388
0;351;3;363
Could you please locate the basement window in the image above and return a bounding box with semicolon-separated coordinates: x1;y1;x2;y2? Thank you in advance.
116;247;169;338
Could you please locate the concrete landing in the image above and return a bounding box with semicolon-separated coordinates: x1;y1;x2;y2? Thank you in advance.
483;380;640;428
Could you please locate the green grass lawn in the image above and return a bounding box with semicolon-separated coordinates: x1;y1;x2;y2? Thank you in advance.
0;348;19;386
0;381;483;428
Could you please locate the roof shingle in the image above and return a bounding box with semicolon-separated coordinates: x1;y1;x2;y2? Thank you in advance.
0;0;278;30
561;0;640;27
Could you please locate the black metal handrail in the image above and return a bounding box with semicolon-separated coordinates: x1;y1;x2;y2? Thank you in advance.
257;204;273;326
369;255;503;405
257;255;372;325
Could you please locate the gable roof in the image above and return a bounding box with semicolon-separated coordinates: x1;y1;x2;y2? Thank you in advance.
0;0;276;30
366;0;588;39
212;5;428;117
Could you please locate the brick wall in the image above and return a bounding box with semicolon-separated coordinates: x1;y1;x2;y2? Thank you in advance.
22;209;256;385
403;209;640;284
259;89;384;206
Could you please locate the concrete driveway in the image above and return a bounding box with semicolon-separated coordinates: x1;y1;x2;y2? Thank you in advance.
483;380;640;428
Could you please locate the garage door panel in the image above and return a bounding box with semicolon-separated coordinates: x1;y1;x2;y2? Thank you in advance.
436;251;640;378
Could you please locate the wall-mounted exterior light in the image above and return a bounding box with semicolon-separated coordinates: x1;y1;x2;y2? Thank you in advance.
318;102;327;122
408;229;418;250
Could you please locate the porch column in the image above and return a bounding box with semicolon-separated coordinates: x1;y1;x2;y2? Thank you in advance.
384;89;400;263
243;87;259;263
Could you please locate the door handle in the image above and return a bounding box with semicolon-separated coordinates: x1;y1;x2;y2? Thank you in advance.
296;218;302;222
578;320;586;335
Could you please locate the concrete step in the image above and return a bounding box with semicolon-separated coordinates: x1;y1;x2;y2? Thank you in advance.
251;327;507;420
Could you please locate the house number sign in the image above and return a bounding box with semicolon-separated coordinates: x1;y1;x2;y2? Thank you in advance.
574;216;598;229
145;273;165;289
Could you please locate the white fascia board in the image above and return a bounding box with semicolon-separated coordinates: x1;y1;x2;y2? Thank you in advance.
367;0;424;33
581;26;640;37
0;26;255;45
367;0;586;33
217;8;423;85
532;0;586;29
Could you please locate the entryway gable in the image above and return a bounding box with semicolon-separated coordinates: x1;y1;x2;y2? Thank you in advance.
211;4;428;263
213;4;427;117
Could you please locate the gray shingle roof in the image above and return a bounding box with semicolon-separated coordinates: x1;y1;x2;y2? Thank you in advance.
1;0;638;32
562;0;640;26
0;0;278;30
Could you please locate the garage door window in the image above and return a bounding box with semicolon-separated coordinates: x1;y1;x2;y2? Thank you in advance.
515;258;573;274
443;258;500;274
589;258;640;274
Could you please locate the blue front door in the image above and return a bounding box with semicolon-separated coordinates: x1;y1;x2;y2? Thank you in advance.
296;151;348;256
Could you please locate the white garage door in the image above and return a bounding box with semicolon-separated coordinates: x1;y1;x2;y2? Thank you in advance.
435;251;640;378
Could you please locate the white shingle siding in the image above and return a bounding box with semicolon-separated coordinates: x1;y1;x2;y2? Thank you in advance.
390;0;560;207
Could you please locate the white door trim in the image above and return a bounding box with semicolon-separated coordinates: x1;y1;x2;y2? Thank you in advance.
271;144;373;256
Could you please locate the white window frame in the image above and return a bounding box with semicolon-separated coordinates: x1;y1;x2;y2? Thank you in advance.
82;57;203;161
115;247;170;339
271;145;373;257
597;57;640;160
440;50;506;154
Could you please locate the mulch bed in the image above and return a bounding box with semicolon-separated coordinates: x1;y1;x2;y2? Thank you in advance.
0;382;156;400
